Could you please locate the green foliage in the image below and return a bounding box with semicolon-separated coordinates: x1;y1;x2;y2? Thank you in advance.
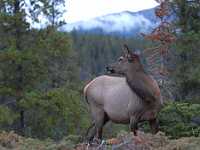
39;0;66;27
141;102;200;139
171;1;200;101
34;29;78;89
0;0;83;140
173;31;200;101
171;0;200;33
158;102;200;138
0;26;83;139
36;28;72;57
1;0;199;141
19;87;89;139
0;49;46;94
0;106;18;127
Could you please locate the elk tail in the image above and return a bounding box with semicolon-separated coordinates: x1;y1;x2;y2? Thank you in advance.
83;85;89;104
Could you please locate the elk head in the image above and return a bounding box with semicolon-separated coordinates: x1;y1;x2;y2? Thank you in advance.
106;44;144;75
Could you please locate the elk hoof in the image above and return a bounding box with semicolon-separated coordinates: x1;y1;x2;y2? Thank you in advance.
92;137;102;144
133;135;145;144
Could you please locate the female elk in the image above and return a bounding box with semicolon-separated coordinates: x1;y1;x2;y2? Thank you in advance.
84;45;163;141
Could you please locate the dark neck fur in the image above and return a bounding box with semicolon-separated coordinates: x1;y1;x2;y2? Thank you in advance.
125;69;153;102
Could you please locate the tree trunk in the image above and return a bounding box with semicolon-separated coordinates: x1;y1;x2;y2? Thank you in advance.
14;0;25;133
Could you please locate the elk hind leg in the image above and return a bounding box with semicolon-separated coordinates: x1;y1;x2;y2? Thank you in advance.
91;106;109;140
95;111;109;140
85;122;96;142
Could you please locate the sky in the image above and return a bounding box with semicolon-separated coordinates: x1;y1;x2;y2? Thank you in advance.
65;0;159;23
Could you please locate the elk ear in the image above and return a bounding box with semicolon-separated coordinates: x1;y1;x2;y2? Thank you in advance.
124;44;133;55
123;44;132;56
123;44;134;60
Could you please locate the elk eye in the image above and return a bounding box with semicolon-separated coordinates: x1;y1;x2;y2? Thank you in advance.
118;57;123;62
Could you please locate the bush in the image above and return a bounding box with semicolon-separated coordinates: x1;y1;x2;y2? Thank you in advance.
158;102;200;138
19;86;90;140
0;106;18;128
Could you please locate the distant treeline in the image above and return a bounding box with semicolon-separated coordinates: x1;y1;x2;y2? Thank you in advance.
70;30;154;79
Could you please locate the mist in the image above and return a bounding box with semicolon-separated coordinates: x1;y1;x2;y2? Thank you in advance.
62;9;157;34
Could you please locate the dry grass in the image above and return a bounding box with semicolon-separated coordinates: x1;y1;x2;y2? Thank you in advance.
0;131;199;150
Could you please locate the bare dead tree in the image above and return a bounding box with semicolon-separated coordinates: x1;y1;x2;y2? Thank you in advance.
142;0;176;101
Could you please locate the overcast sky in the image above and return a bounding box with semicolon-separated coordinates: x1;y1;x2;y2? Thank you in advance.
65;0;159;23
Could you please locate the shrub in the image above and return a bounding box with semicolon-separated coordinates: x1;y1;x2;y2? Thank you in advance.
158;102;200;138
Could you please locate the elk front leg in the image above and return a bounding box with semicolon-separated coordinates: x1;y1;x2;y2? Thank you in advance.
149;118;159;134
129;116;138;135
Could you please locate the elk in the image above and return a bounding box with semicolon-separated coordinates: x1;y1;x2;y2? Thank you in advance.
84;45;163;141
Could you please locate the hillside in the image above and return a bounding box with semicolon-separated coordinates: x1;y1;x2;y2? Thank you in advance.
0;131;200;150
61;8;158;36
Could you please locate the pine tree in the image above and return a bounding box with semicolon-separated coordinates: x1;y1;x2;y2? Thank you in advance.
0;0;37;133
40;0;66;27
171;0;200;101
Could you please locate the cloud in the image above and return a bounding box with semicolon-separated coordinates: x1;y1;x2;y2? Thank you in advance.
63;11;155;33
65;0;159;23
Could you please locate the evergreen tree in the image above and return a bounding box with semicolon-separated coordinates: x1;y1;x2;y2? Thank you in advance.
0;0;43;132
171;0;200;101
0;0;88;139
40;0;66;27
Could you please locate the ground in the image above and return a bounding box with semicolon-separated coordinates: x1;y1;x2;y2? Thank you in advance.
0;131;200;150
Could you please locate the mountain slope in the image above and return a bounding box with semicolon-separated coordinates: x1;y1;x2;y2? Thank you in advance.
62;8;159;36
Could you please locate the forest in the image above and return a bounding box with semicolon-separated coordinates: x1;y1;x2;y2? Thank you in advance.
0;0;200;149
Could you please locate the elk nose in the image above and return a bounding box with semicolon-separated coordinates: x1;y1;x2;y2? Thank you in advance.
106;66;113;71
106;66;110;71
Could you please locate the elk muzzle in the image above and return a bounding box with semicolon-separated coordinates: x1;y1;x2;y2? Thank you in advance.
106;66;115;73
